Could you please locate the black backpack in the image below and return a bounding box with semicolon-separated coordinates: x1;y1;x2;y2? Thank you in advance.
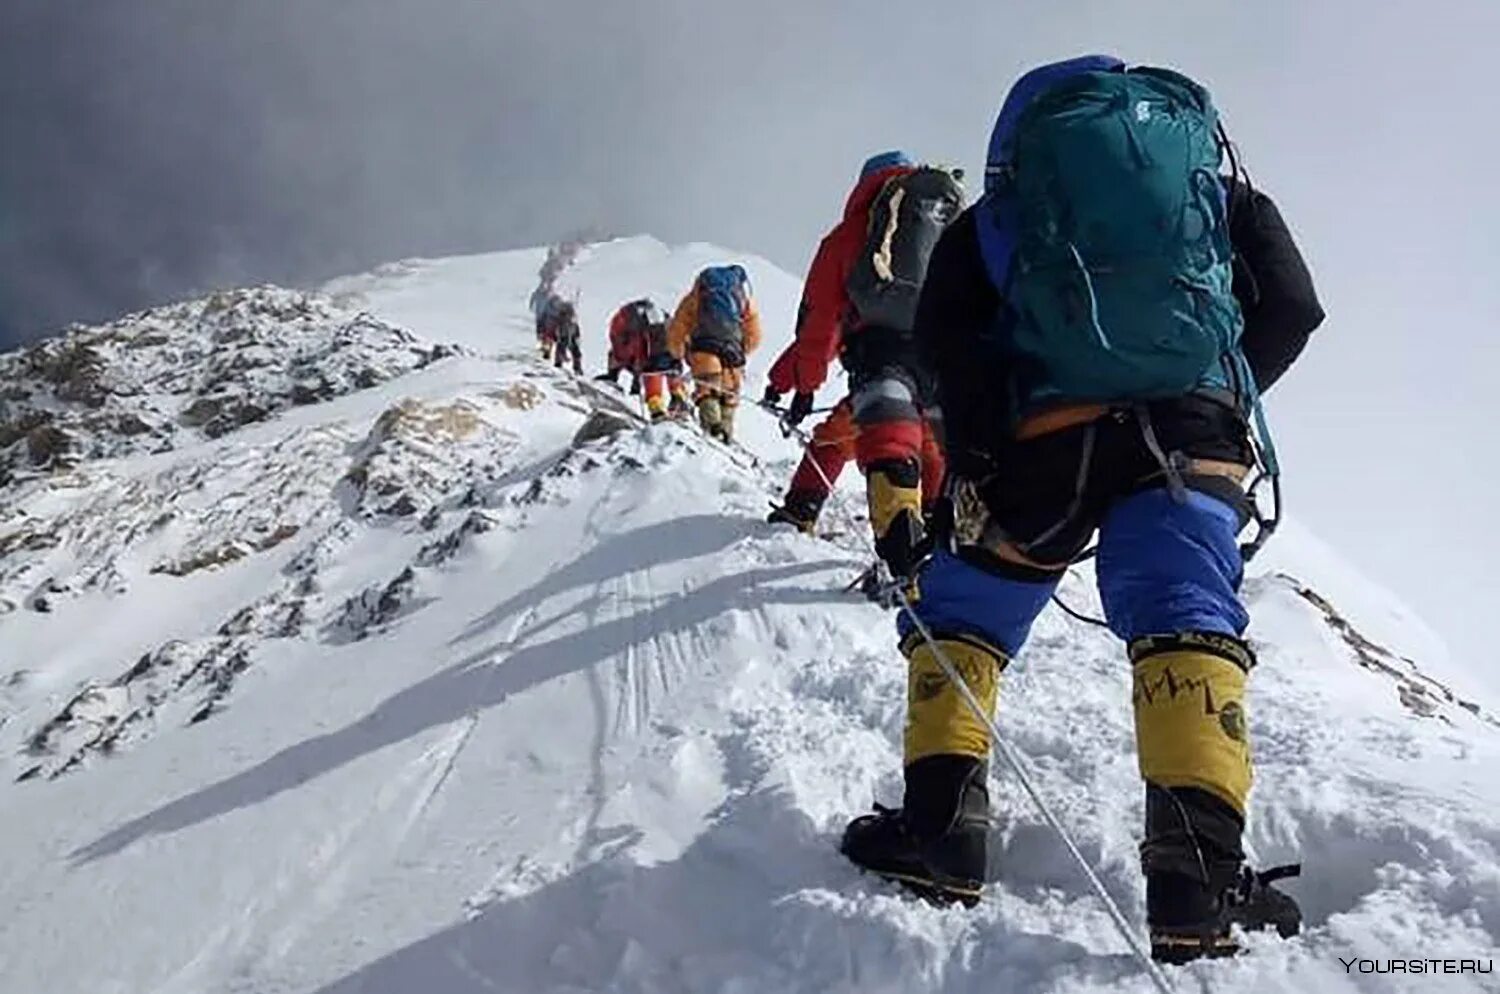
623;299;668;354
845;166;964;332
554;302;579;343
645;320;671;357
623;299;659;331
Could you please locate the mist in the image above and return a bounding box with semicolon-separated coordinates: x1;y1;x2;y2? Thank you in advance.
2;0;1494;686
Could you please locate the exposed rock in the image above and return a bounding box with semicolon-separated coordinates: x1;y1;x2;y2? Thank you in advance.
495;381;545;411
178;397;223;427
150;522;300;577
0;528;59;557
0;285;460;479
112;413;154;437
328;567;426;643
1287;578;1498;728
340;397;518;521
571;409;636;447
414;510;496;568
26;424;73;467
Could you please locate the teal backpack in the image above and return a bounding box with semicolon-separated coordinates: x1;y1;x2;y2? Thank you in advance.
989;67;1248;412
980;59;1281;555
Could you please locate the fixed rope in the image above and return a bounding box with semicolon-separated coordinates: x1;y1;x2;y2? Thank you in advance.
774;410;1175;994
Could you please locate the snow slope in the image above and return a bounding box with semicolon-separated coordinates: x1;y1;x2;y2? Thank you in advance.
0;237;1496;994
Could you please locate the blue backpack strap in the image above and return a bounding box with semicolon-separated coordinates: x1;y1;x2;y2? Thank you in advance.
1253;404;1279;477
1234;349;1279;478
1225;347;1282;561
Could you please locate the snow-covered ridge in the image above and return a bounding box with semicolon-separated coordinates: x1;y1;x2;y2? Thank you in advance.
6;363;573;781
0;237;1497;994
0;285;456;485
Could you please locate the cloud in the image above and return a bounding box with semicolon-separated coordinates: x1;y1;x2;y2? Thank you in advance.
1;0;1495;686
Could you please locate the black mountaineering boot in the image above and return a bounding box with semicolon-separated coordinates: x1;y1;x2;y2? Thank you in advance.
1143;785;1302;963
867;462;927;580
766;491;825;534
841;755;989;907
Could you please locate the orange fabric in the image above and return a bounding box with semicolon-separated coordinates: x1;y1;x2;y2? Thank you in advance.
785;397;944;519
1015;403;1110;441
666;288;698;359
688;351;745;402
642;371;687;416
688;350;722;379
643;372;667;415
811;397;857;453
787;397;857;496
739;297;763;356
667;277;763;361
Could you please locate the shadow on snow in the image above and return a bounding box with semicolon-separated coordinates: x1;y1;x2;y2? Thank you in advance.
71;512;847;864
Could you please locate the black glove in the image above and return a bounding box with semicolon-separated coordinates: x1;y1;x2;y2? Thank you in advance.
785;391;815;427
874;508;930;580
594;369;620;383
761;385;784;408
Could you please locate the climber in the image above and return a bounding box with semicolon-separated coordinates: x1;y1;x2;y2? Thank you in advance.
762;151;964;568
839;57;1325;965
532;291;564;361
598;298;689;420
548;298;583;375
666;265;762;442
598;299;652;393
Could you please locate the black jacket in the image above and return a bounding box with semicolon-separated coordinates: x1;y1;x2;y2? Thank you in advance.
916;181;1325;476
1227;180;1325;392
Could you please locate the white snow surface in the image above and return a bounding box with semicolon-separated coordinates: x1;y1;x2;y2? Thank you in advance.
1;237;1496;994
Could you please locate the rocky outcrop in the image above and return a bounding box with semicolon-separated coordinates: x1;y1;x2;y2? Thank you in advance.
0;286;458;483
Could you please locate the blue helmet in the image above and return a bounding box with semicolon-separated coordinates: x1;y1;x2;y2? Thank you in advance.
859;150;914;179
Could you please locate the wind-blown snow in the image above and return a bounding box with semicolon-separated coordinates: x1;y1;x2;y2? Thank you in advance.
0;237;1495;994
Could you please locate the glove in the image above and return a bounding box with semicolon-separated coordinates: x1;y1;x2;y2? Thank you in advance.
594;369;620;383
761;385;784;408
785;391;815;427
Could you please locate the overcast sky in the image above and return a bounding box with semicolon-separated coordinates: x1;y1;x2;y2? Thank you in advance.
2;1;1494;684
